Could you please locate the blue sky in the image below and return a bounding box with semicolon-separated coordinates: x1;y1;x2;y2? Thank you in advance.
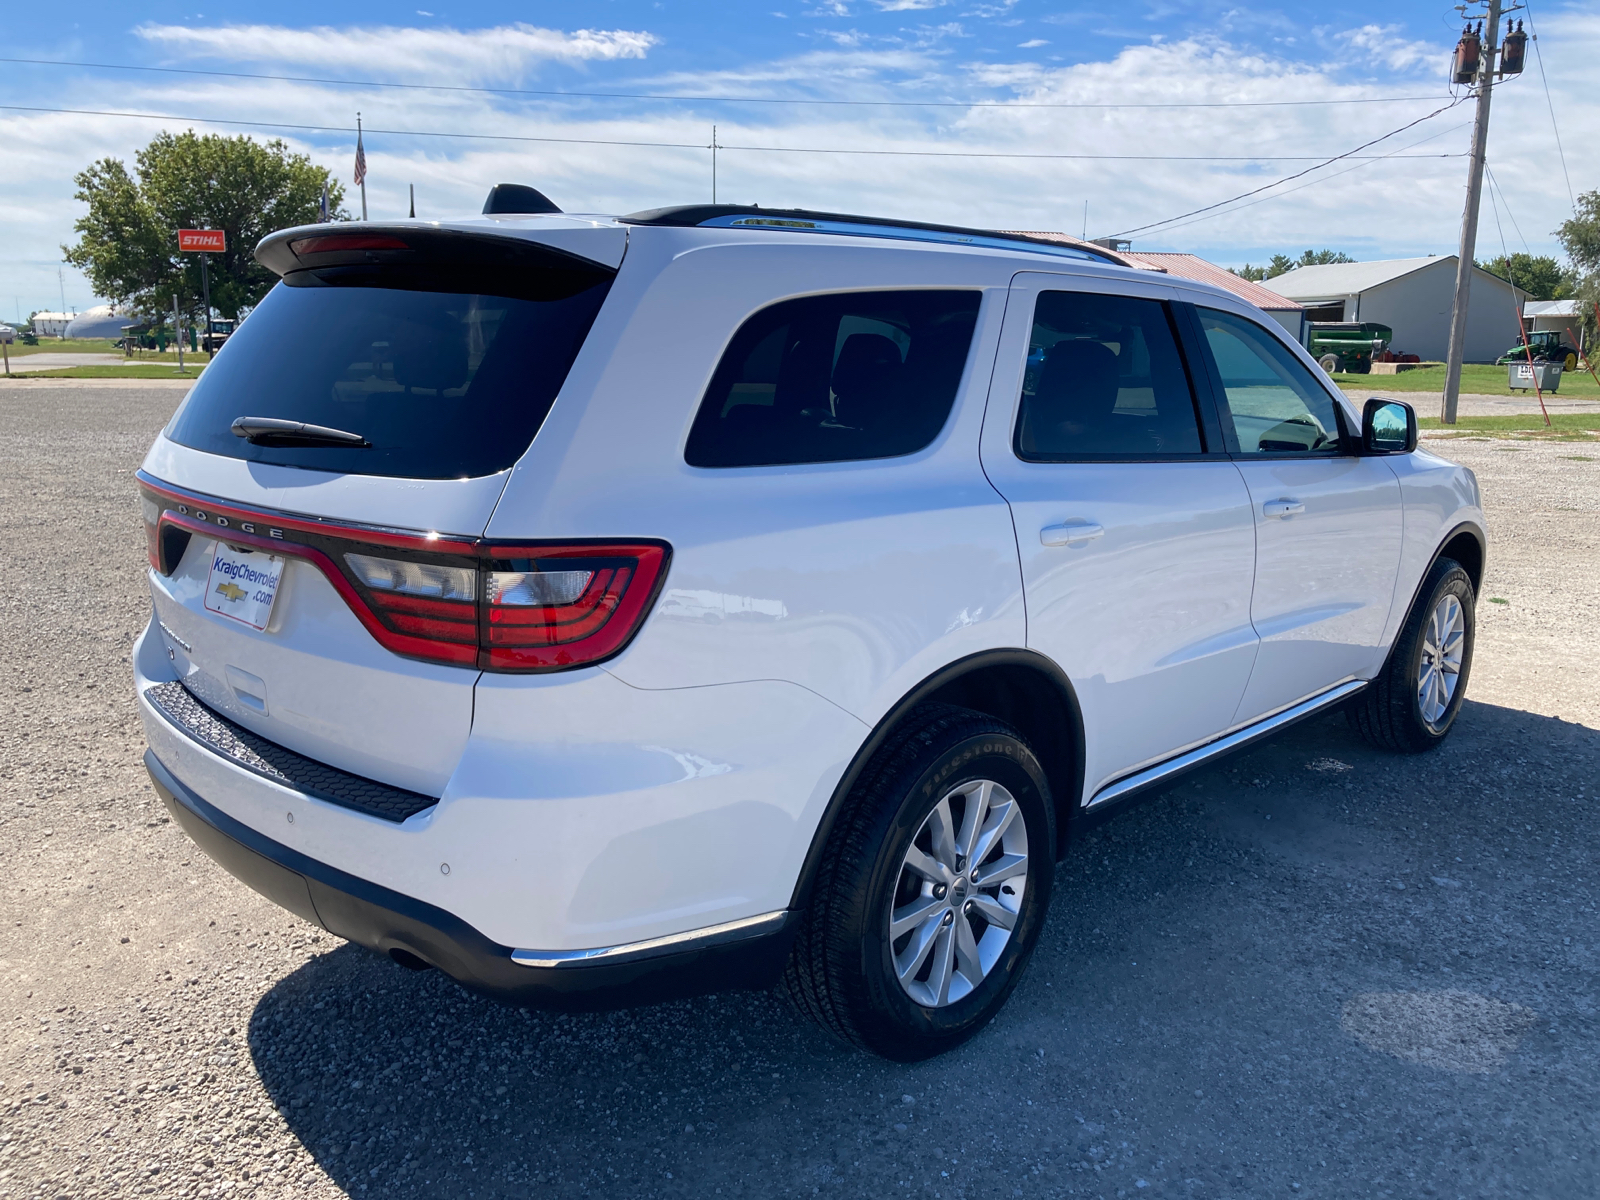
4;0;1593;316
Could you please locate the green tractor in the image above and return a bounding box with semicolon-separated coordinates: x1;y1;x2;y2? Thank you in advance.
1308;322;1392;375
1496;329;1580;374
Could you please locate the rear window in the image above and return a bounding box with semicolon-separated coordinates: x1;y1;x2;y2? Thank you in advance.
684;290;981;468
164;244;613;480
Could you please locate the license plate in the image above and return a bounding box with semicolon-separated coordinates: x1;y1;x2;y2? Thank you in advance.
203;543;285;631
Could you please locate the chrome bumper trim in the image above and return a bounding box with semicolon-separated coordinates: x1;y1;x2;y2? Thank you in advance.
510;909;791;969
1085;679;1367;809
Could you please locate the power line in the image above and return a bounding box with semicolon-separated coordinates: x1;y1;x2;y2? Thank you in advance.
1520;0;1574;209
1104;94;1469;240
1129;119;1472;241
0;103;1469;162
0;55;1457;111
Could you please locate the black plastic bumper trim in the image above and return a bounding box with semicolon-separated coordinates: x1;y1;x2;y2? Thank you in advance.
144;749;799;1009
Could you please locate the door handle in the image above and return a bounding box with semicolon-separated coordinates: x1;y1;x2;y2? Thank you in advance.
1263;499;1305;519
1040;520;1105;546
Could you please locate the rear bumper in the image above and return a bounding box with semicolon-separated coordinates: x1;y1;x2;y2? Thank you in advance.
146;749;799;1009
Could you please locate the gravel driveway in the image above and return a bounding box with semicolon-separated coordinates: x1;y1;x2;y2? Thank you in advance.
2;384;1596;1199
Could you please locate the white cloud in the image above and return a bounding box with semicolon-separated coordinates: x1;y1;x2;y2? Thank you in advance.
872;0;948;10
133;22;658;82
804;1;852;16
1017;38;1048;48
6;12;1597;315
1342;24;1438;72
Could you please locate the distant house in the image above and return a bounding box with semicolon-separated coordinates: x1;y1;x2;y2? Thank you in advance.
1261;257;1528;362
30;311;76;338
1523;300;1584;346
1119;252;1307;341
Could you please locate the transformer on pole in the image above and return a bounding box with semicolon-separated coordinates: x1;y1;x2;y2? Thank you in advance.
1441;2;1530;425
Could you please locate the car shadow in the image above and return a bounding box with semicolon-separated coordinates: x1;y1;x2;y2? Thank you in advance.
247;699;1600;1198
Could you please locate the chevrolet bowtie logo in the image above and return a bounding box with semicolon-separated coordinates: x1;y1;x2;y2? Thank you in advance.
214;581;247;602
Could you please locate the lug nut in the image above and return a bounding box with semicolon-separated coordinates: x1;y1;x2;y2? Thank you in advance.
933;884;947;900
942;911;954;926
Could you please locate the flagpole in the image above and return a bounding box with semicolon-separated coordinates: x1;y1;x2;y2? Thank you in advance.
357;112;368;221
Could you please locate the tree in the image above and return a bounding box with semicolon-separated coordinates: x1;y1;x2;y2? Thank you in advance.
1475;253;1572;301
1231;249;1356;283
64;131;346;322
1558;190;1600;352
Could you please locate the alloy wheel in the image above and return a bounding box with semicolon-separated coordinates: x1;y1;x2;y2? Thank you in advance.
1417;592;1465;730
887;779;1029;1008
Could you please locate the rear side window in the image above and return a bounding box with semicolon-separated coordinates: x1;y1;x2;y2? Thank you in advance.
685;290;981;468
164;244;612;480
1016;291;1202;460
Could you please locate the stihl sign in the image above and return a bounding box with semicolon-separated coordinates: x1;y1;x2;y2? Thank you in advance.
178;229;226;252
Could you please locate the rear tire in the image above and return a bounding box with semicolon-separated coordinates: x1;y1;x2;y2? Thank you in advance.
783;704;1055;1061
1350;557;1475;752
1565;351;1579;373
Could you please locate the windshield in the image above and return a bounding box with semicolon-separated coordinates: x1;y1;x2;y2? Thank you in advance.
164;265;612;480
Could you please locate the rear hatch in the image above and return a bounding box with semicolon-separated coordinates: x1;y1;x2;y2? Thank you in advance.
139;222;620;796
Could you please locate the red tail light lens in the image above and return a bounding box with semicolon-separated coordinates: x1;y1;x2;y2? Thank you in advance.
481;545;667;671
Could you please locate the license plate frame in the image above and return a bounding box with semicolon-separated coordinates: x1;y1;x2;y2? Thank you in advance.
203;542;285;631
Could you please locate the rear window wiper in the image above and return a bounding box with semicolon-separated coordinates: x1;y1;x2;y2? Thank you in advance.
231;417;370;448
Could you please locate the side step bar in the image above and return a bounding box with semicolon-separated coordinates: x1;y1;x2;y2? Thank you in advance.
1085;679;1366;810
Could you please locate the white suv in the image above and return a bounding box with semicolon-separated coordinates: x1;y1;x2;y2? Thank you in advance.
135;194;1484;1060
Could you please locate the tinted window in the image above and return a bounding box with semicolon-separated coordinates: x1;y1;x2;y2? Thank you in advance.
685;290;980;468
1015;291;1202;459
165;269;611;480
1197;307;1345;454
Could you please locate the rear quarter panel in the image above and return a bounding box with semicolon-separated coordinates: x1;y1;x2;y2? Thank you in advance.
485;230;1028;726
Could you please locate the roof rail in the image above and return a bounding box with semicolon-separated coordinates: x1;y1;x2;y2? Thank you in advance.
620;205;1130;266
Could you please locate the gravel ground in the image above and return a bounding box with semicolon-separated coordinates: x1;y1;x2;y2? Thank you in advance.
1;384;1596;1200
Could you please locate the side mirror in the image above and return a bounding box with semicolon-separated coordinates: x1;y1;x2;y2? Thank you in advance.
1362;397;1416;454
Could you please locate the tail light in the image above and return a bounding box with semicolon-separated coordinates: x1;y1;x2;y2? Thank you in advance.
483;545;666;670
138;478;669;673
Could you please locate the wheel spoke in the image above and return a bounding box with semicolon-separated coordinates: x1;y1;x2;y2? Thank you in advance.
895;912;943;984
972;852;1027;887
970;893;1018;930
969;799;1019;869
953;911;984;984
929;923;957;1006
890;893;943;939
902;846;950;886
957;781;991;860
926;798;960;871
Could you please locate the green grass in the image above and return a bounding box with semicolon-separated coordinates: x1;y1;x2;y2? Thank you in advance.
1415;412;1600;441
5;364;207;379
2;338;127;356
1332;361;1600;398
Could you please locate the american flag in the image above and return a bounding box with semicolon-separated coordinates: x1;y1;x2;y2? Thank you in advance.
353;131;367;186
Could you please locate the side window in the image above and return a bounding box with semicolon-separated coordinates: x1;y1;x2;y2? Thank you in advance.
1197;307;1345;454
1015;291;1203;460
685;290;981;468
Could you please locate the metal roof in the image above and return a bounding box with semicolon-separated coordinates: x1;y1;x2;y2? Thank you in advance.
1258;256;1464;300
1524;299;1579;317
1119;252;1304;312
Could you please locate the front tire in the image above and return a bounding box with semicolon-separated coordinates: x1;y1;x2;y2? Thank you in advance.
1350;557;1475;752
783;705;1055;1061
1318;353;1344;374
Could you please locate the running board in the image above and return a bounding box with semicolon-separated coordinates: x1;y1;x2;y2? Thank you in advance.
1084;680;1367;810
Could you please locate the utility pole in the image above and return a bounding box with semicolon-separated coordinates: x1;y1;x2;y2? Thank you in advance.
1441;0;1503;425
711;125;719;204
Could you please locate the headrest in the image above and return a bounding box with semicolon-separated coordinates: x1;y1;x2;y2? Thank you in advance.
831;333;903;399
